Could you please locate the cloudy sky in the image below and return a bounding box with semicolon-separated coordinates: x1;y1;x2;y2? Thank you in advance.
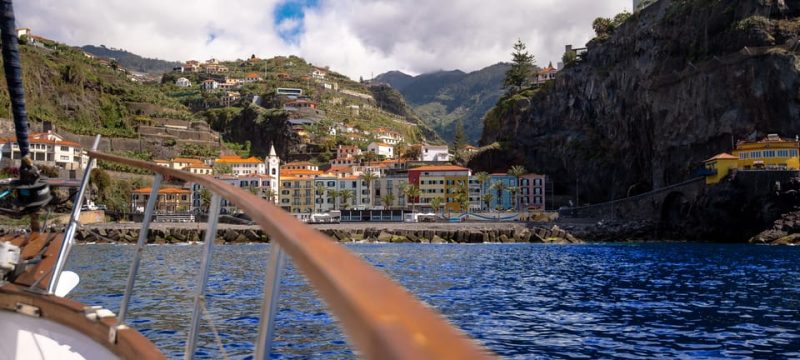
16;0;629;79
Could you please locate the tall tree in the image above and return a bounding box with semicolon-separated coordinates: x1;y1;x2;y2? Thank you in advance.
360;172;378;209
481;193;494;213
475;172;489;211
403;184;421;213
338;189;353;210
430;197;443;215
315;182;327;213
490;181;507;211
504;39;535;92
508;165;527;212
330;189;340;210
381;193;395;209
452;120;466;155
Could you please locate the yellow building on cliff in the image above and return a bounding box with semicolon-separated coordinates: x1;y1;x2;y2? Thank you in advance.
704;134;800;184
732;134;800;170
704;153;738;185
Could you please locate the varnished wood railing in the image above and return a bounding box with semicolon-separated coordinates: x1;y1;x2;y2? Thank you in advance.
89;150;493;360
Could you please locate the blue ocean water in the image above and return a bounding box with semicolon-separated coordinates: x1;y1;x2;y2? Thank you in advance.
66;243;800;359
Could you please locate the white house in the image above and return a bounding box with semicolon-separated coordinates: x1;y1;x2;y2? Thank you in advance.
420;145;452;162
16;28;31;39
375;129;403;145
0;131;87;171
367;142;394;159
214;155;266;176
175;77;191;87
201;80;219;91
312;69;327;80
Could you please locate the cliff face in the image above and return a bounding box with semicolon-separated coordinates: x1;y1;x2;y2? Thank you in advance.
478;0;800;203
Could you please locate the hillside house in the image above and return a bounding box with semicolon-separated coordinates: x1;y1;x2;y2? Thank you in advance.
284;99;317;110
201;80;219;91
534;64;558;86
175;77;191;87
368;142;394;159
16;28;31;38
312;68;327;80
244;73;262;83
0;131;87;171
220;91;241;107
420;145;452;162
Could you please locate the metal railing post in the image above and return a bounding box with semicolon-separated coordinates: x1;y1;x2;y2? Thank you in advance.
254;243;287;360
184;193;222;359
48;134;100;294
116;174;162;325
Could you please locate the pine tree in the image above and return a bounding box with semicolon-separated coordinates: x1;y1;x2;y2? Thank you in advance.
503;39;535;92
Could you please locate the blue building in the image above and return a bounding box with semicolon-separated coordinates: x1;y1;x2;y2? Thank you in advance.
482;174;516;210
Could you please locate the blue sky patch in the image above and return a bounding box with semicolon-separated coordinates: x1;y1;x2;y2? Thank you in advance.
274;0;320;43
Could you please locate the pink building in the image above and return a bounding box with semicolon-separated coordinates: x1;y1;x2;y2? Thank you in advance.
519;173;546;210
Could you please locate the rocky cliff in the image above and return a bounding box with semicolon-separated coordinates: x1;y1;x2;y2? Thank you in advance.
477;0;800;203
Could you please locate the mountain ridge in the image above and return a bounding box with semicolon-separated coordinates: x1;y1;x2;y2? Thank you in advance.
375;63;510;143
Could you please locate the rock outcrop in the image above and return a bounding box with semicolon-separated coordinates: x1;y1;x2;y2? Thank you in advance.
476;0;800;203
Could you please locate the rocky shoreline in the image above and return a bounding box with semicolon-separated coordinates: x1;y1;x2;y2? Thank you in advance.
749;211;800;245
0;223;583;245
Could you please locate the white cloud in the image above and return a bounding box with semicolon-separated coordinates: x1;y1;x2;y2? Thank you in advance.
15;0;630;79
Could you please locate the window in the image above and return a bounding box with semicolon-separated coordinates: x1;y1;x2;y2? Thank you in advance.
60;146;69;151
792;150;798;157
534;179;542;186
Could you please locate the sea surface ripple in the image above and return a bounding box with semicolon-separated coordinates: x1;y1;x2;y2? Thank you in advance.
67;243;800;359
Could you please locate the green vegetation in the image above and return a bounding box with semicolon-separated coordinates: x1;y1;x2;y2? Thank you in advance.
503;39;535;92
90;168;149;212
592;11;632;41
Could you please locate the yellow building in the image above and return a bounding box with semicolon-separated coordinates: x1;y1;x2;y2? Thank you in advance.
733;134;800;170
279;176;315;213
704;134;800;185
409;165;471;212
130;187;191;213
704;153;738;184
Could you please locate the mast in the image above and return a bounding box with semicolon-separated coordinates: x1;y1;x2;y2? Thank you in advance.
0;0;36;182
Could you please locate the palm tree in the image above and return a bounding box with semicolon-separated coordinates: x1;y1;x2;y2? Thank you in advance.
315;182;326;213
381;193;395;209
403;184;421;213
338;189;353;210
490;181;507;211
508;165;527;212
481;193;494;212
430;196;443;215
330;188;340;210
507;186;519;213
360;171;378;209
455;180;470;213
265;188;278;203
474;172;489;211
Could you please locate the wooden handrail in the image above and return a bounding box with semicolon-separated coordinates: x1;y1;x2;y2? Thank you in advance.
89;151;493;360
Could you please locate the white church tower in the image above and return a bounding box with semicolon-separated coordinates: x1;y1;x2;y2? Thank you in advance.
266;144;281;204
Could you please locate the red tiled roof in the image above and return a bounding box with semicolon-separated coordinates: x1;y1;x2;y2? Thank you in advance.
705;153;738;162
410;165;469;172
215;156;262;164
132;187;190;194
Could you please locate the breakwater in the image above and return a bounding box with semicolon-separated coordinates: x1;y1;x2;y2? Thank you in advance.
63;224;582;244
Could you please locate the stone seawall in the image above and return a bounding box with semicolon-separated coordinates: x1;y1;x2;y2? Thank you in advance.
63;225;582;244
